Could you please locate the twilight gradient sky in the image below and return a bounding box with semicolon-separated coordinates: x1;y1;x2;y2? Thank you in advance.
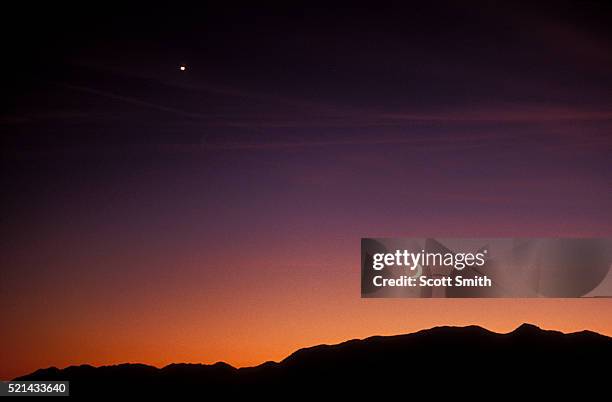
2;2;612;379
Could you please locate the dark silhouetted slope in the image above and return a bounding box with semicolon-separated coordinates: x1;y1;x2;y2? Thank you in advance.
14;324;612;396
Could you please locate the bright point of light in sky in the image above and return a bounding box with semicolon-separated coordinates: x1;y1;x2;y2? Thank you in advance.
179;65;186;71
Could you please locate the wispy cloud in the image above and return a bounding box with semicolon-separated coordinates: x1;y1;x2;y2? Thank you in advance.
61;83;213;120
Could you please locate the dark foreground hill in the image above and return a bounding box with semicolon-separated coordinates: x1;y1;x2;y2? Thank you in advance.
15;324;612;397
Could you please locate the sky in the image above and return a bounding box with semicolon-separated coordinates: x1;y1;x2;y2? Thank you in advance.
2;1;612;379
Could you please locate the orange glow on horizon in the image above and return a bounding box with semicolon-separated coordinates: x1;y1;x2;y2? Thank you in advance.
3;258;612;380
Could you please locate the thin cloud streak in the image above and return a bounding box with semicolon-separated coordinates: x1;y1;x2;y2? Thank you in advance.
57;73;612;131
61;83;213;120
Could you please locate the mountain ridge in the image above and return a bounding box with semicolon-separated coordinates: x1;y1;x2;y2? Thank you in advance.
14;323;612;396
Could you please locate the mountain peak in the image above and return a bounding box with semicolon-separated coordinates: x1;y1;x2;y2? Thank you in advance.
513;323;542;334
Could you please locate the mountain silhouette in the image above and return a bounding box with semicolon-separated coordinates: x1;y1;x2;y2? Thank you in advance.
14;324;611;397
